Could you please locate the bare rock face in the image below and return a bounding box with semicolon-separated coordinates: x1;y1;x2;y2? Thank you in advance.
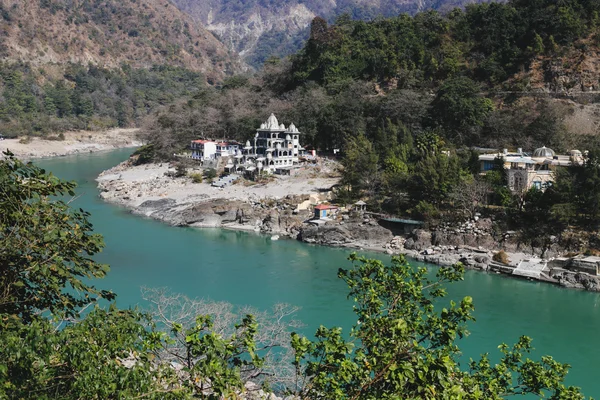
404;229;433;251
552;271;600;291
299;222;393;246
178;199;249;227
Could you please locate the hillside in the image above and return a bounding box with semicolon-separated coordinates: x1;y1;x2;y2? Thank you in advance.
169;0;499;67
0;0;243;82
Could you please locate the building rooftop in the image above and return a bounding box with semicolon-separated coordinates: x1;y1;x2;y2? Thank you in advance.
191;139;214;144
533;146;555;158
314;204;338;210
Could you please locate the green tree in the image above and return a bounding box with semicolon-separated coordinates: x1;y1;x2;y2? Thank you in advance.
0;306;180;399
430;76;493;143
0;154;264;399
0;153;115;321
43;95;57;116
291;254;589;399
406;152;463;206
341;133;379;199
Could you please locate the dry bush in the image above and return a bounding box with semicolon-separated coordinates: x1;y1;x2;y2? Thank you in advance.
493;250;510;264
141;287;303;391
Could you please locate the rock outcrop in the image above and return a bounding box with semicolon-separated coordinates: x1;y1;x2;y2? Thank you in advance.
299;222;394;247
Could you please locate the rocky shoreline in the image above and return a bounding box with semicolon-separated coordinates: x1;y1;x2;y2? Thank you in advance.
96;160;600;293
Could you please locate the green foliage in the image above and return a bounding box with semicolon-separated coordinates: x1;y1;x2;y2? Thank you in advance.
291;254;588;399
412;200;440;221
204;168;217;180
0;307;179;400
291;0;600;88
0;62;204;136
406;152;464;206
189;172;203;183
132;144;156;165
341;133;379;199
0;152;114;321
522;151;600;229
173;314;264;397
430;77;494;143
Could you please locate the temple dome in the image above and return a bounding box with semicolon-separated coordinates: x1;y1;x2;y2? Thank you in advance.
286;123;299;133
286;134;291;141
276;143;282;150
533;146;555;158
245;140;251;147
266;113;279;130
280;123;285;130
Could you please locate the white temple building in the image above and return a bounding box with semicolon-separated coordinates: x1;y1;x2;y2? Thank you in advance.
229;114;306;175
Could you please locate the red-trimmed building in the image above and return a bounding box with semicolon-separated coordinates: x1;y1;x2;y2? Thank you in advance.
314;204;339;220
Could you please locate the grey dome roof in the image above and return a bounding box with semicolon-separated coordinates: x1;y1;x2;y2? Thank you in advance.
533;146;555;158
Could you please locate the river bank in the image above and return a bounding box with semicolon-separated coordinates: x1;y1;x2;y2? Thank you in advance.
0;128;142;159
96;158;600;292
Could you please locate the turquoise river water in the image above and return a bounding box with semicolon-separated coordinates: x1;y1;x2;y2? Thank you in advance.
36;149;600;396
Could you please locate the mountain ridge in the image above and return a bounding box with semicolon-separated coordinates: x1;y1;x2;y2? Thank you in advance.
0;0;244;82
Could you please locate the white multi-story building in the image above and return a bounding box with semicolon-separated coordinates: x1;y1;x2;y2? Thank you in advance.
190;140;217;160
235;114;306;174
191;140;241;160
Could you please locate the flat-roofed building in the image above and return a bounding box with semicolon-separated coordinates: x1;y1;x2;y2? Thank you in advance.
478;146;584;192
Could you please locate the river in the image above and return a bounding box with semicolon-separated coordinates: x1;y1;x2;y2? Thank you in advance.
36;149;600;396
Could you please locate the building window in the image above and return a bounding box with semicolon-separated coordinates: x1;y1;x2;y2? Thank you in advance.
533;181;542;190
483;161;495;171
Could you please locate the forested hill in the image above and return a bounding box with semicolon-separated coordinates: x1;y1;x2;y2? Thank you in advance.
290;0;599;89
0;0;242;81
169;0;501;68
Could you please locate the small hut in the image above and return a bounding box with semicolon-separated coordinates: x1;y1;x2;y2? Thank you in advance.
314;204;339;220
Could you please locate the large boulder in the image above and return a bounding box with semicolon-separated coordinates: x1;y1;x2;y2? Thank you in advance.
405;229;432;251
299;222;393;246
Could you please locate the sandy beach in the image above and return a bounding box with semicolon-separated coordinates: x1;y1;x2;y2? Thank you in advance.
0;128;142;160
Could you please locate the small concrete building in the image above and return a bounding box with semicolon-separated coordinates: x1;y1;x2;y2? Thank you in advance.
569;256;600;275
314;204;338;220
